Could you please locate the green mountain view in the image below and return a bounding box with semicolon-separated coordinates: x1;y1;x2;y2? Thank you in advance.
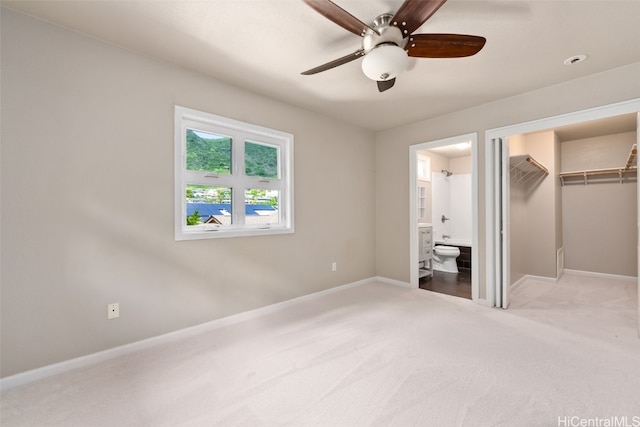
186;129;278;178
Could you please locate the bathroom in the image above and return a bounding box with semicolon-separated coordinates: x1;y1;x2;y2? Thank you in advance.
417;143;473;299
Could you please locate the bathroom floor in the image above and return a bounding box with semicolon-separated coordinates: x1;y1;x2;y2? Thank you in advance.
420;269;471;299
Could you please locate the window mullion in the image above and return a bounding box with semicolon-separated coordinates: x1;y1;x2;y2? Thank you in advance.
184;172;235;187
232;133;244;226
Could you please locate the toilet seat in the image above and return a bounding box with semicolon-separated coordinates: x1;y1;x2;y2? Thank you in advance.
434;245;460;256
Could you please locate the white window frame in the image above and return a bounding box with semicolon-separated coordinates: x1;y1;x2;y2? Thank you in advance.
174;106;294;240
417;154;431;181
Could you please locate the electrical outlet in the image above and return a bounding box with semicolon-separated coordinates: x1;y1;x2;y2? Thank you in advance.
107;303;120;320
332;262;337;272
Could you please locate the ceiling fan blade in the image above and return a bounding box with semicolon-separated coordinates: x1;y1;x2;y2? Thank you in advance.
377;78;396;92
392;0;448;36
406;34;486;58
303;0;376;36
301;49;365;75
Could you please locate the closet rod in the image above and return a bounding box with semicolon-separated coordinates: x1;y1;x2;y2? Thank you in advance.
559;168;637;179
524;156;549;174
559;167;637;186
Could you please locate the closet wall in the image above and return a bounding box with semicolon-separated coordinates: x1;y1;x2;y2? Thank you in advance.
509;136;528;284
561;131;637;276
509;131;562;284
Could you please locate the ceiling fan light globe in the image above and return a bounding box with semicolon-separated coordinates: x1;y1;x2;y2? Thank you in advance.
361;44;408;81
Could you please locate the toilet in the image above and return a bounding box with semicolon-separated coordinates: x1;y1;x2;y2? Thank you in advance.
432;245;461;273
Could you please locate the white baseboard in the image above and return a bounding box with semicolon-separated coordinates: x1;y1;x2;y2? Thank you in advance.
510;275;528;291
510;271;637;290
1;276;381;392
524;274;558;282
514;274;557;286
374;276;413;288
563;269;637;282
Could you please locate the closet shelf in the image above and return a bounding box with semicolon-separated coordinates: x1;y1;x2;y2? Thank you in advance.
559;144;638;186
510;154;549;184
625;144;637;169
559;167;637;186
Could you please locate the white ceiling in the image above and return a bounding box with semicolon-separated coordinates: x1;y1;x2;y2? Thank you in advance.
4;0;640;131
553;113;638;142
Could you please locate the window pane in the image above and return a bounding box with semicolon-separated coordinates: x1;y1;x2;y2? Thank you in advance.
245;140;279;179
186;185;232;226
186;129;232;175
417;155;431;181
244;189;279;225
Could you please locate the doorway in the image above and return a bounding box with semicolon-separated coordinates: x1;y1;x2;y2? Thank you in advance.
409;133;479;301
486;99;640;330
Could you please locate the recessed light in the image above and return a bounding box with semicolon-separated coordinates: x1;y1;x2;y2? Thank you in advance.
564;54;587;65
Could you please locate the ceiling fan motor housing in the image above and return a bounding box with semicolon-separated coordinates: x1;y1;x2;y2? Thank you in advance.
361;14;408;81
362;13;406;52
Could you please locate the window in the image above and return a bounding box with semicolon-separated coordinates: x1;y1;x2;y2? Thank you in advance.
175;106;293;240
417;154;431;181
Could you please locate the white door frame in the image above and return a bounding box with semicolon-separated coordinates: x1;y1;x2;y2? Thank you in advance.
637;111;640;336
485;98;640;310
409;133;479;302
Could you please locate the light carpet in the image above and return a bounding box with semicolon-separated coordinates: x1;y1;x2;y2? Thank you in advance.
1;274;639;426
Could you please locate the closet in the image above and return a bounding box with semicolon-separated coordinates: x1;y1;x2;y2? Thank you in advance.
560;134;637;276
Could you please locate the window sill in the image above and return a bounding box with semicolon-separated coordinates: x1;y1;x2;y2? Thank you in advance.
175;226;294;241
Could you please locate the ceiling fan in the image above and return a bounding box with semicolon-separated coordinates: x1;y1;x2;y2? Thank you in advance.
301;0;486;92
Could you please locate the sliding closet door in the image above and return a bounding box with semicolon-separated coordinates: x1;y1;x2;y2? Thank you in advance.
493;137;511;309
501;138;511;309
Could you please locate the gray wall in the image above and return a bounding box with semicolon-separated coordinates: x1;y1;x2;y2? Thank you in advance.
561;132;637;276
509;175;528;284
1;10;376;377
522;131;562;279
